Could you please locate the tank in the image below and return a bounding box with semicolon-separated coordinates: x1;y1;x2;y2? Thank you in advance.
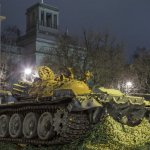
0;66;103;145
0;66;149;146
94;87;150;126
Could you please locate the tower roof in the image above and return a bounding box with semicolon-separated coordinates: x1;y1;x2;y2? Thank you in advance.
26;2;59;14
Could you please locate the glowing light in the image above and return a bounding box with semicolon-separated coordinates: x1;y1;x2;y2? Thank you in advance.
24;68;32;75
126;81;133;87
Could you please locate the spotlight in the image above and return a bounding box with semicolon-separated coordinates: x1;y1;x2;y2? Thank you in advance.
24;68;32;75
126;81;133;87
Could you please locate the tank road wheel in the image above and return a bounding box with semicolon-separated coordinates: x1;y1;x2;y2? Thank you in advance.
23;112;38;139
0;114;9;137
37;112;55;140
9;113;23;138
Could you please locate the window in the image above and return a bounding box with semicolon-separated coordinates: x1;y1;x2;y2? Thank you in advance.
41;11;44;26
53;14;57;29
46;13;52;27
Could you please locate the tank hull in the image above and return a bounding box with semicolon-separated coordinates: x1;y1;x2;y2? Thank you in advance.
0;98;91;145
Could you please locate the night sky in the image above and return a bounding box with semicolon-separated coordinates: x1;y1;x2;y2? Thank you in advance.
0;0;150;57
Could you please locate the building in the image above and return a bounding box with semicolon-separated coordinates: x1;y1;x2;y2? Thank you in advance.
1;1;84;82
0;1;62;83
18;1;59;66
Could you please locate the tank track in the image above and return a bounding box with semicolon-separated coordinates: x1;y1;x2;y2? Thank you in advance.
0;101;91;145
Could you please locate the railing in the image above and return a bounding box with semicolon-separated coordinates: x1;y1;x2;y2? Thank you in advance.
38;21;58;29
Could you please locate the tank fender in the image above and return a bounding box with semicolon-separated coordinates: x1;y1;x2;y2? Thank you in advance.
67;98;102;112
67;98;105;124
67;99;83;112
81;98;102;109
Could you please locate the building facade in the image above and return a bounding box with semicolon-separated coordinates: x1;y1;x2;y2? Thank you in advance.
0;1;61;82
18;2;59;66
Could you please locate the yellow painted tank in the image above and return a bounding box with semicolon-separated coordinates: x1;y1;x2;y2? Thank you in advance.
0;66;100;145
27;66;91;97
95;87;150;126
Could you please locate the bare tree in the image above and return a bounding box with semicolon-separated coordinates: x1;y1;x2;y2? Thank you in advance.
55;34;82;70
41;33;83;76
41;30;125;87
0;25;22;83
1;25;21;45
131;47;150;93
81;30;125;87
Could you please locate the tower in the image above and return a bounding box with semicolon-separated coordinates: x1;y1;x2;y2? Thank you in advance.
26;2;59;35
18;1;59;66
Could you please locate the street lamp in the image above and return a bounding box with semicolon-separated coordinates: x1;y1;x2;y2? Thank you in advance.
23;68;32;82
126;81;132;87
24;68;32;75
126;81;133;94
